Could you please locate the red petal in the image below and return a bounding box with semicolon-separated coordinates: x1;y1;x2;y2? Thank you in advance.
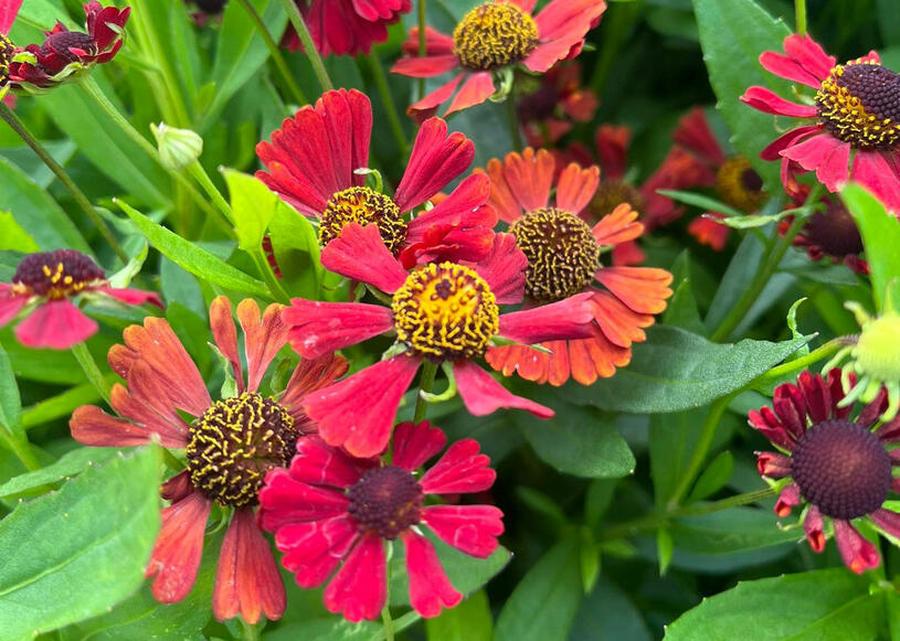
147;491;211;604
420;439;495;495
422;505;504;558
402;532;462;618
454;360;553;419
283;299;393;359
323;534;386;622
15;300;97;350
392;421;447;471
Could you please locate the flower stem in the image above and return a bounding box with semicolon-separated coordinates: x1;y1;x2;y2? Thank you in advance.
417;0;427;99
71;342;110;405
279;0;334;92
381;606;396;641
364;53;409;154
413;360;438;422
0;104;128;263
794;0;808;35
235;0;308;107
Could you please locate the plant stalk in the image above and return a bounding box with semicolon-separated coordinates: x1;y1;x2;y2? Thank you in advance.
279;0;334;91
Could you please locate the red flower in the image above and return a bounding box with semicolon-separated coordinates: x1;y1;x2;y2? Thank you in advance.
69;296;348;623
283;225;598;457
391;0;607;121
8;2;129;91
259;420;503;621
741;34;900;212
257;89;496;268
480;148;673;386
749;369;900;574
283;0;411;56
0;249;161;350
518;62;599;147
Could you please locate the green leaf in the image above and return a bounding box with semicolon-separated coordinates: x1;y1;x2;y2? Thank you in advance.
426;590;493;641
561;326;809;413
687;450;733;502
0;447;162;640
0;447;116;499
223;169;279;253
0;212;39;252
842;182;900;312
0;157;91;253
117;199;269;296
664;569;886;640
515;399;635;479
0;340;21;434
495;538;583;641
692;0;791;190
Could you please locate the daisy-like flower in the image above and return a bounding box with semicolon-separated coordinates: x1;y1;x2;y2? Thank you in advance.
259;420;503;621
517;62;599;148
391;0;607;121
0;249;161;350
479;148;672;386
256;89;496;268
283;224;598;457
750;369;900;574
741;34;900;212
283;0;411;57
69;296;348;623
8;1;129;92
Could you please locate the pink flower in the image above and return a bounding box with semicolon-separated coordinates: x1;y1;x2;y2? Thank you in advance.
259;420;504;621
741;34;900;212
283;0;411;56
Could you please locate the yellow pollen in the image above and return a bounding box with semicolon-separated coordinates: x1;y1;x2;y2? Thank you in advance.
391;262;499;359
319;186;407;253
453;2;539;71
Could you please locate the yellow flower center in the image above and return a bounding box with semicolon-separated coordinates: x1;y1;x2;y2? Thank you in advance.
854;312;900;382
453;1;539;71
319;186;407;253
816;61;900;150
715;156;766;213
391;262;499;359
510;207;600;302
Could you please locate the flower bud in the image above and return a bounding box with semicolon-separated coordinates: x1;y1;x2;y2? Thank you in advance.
151;123;203;171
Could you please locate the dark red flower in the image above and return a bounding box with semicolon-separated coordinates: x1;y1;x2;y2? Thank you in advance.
69;297;348;623
0;249;161;350
741;34;900;212
283;0;411;56
749;369;900;574
8;2;129;91
257;89;496;268
259;420;503;621
518;63;599;147
391;0;607;120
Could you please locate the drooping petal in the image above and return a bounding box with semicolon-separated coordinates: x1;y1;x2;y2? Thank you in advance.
555;163;600;215
445;72;496;116
498;293;596;344
323;534;387;622
833;519;880;574
213;508;286;624
210;296;244;393
147;491;212;605
420;439;495;495
283;299;394;359
15;300;98;350
422;505;504;558
472;233;527;305
392;421;447;472
454;360;553;418
258;468;351;532
802;505;826;552
275;515;359;587
402;531;462;618
320;222;409;292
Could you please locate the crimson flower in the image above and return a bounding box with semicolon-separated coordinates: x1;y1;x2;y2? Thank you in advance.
283;224;597;457
0;250;161;350
69;297;348;623
259;420;503;621
283;0;411;56
8;1;129;91
750;369;900;574
391;0;607;121
480;148;672;386
256;89;496;268
741;34;900;212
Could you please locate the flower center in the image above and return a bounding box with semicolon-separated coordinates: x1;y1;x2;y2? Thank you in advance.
510;207;600;302
187;392;297;508
41;31;98;64
453;1;539;71
803;200;863;258
391;262;499;360
854;312;900;383
0;34;13;87
347;465;423;539
11;250;105;299
715;156;766;213
791;419;891;519
319;186;407;253
816;61;900;150
588;180;645;221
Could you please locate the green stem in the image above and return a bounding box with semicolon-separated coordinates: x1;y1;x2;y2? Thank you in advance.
71;342;110;405
417;0;427;99
235;0;308;106
413;360;438;422
365;53;409;154
506;84;523;150
381;606;395;641
0;104;128;263
710;214;807;342
0;430;41;472
795;0;808;35
279;0;334;91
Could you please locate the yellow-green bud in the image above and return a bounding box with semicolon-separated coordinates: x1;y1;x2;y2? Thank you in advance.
151;123;203;171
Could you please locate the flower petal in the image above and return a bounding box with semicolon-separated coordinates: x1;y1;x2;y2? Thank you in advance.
147;491;212;604
323;534;386;622
392;421;447;472
454;360;553;418
284;299;394;360
15;300;98;350
402;531;462;618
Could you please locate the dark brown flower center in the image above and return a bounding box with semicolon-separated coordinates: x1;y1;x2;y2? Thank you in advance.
588;179;645;221
319;186;407;253
187;393;297;508
41;31;97;63
803;200;864;258
791;419;891;519
816;61;900;150
12;250;105;299
510;207;600;302
453;2;539;71
715;156;766;213
347;465;423;539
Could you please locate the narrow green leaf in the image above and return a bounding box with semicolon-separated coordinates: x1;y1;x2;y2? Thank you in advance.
426;591;493;641
117;199;269;296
